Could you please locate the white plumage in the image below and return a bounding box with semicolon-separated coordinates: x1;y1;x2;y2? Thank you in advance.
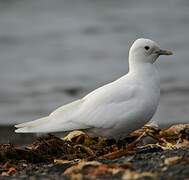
15;38;172;138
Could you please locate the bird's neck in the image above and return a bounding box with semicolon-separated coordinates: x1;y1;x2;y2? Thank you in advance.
128;60;159;83
128;54;156;76
129;61;154;74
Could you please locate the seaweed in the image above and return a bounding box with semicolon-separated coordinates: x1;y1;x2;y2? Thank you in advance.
0;124;189;179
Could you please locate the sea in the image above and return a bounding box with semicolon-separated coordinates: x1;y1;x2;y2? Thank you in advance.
0;0;189;129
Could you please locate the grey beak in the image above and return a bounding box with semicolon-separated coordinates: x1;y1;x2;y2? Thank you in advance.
156;49;173;56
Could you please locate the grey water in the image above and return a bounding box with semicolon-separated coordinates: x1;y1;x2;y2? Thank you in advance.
0;0;189;127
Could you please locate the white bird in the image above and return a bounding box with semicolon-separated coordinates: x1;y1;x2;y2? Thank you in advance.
15;38;172;138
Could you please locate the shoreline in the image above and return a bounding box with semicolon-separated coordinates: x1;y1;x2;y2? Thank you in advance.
0;124;188;179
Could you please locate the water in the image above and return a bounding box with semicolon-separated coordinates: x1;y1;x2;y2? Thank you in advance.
0;0;189;127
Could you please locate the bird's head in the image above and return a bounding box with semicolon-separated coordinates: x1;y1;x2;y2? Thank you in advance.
129;38;173;65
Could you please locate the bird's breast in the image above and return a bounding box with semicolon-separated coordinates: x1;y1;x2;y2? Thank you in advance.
138;78;160;120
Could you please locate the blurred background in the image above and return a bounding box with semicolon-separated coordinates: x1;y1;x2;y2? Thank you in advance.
0;0;189;142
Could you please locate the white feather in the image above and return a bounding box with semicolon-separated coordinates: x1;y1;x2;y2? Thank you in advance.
15;38;172;138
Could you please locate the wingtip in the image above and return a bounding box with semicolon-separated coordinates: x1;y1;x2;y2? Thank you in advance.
15;127;28;133
14;124;20;128
15;128;21;133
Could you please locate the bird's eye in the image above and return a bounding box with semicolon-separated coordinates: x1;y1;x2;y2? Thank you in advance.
144;46;150;50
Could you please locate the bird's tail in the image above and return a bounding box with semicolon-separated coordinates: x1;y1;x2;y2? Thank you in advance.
15;99;87;133
15;116;51;133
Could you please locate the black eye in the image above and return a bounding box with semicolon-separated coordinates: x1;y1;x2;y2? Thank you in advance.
144;46;150;50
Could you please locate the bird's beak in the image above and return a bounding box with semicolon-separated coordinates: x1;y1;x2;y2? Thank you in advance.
155;49;173;56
